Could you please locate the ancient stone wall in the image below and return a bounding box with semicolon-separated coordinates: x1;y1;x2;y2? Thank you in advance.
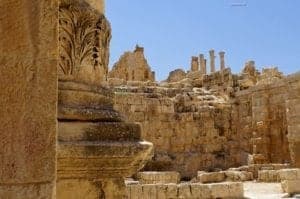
111;61;299;178
233;73;294;165
113;86;240;178
109;45;155;82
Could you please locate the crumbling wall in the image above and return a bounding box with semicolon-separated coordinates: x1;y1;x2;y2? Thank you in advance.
113;86;241;178
109;45;155;82
234;72;291;165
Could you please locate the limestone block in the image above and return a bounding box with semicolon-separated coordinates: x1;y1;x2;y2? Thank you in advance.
210;182;244;199
142;184;157;199
281;180;300;194
178;183;192;198
156;184;168;199
197;172;225;183
130;185;142;199
166;184;178;199
278;169;300;181
258;170;280;182
137;172;180;184
56;179;103;199
224;171;253;182
190;183;212;199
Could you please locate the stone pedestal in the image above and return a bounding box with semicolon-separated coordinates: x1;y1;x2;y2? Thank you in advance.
57;81;153;199
0;0;58;198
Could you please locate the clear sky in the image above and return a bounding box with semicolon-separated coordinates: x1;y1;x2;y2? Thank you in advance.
106;0;300;80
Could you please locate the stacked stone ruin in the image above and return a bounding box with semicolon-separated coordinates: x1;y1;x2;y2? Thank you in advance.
1;0;300;198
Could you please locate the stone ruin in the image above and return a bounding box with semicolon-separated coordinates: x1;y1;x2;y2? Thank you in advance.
109;45;155;83
0;0;299;198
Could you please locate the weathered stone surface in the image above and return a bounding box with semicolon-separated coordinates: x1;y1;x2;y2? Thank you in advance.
257;170;280;182
126;182;244;199
136;172;180;184
210;182;244;199
197;172;226;183
167;69;187;83
0;0;58;198
224;171;253;182
191;183;212;199
109;45;155;82
278;169;300;181
281;180;300;194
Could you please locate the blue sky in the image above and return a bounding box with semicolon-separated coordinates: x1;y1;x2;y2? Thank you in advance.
106;0;300;80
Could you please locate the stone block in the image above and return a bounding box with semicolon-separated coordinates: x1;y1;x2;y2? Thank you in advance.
130;184;142;199
210;182;244;199
137;172;180;184
281;180;300;194
156;184;168;199
142;184;157;199
278;169;300;181
178;183;192;198
166;184;178;199
197;172;225;183
258;170;279;182
224;171;253;182
190;183;212;199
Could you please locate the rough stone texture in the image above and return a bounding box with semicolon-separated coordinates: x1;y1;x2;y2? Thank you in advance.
126;182;244;199
278;169;300;181
110;53;300;178
279;169;300;195
257;170;280;182
197;172;225;183
285;72;300;167
136;172;180;184
113;84;234;178
281;180;300;194
210;182;244;199
0;0;58;198
166;69;187;83
109;45;155;82
56;1;153;198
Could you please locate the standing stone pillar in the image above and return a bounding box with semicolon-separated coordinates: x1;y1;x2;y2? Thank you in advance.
209;49;216;73
250;91;271;164
191;56;199;72
199;54;207;75
0;0;58;198
56;0;153;198
286;74;300;167
219;51;225;71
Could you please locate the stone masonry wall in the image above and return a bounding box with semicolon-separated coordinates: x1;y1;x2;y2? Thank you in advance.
111;68;299;179
113;86;240;178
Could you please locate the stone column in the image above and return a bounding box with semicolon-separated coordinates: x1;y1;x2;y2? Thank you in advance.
191;56;199;72
199;54;206;75
57;0;153;198
0;0;58;198
219;51;225;71
209;49;216;73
